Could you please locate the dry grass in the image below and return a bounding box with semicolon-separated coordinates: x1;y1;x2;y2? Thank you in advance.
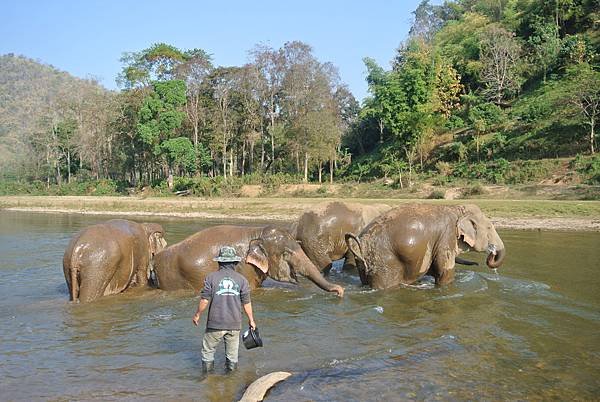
2;195;600;222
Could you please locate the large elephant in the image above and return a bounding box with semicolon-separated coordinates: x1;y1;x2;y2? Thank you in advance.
153;225;344;297
291;201;391;273
63;219;167;303
345;204;506;289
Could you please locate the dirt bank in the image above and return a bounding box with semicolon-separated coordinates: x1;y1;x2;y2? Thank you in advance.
1;196;599;231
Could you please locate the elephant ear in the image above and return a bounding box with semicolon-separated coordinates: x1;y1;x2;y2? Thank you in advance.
457;216;476;247
246;239;269;274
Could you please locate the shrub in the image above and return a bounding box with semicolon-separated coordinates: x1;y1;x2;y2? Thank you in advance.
504;159;559;184
486;158;510;184
435;161;452;176
462;183;487;198
571;154;600;184
317;185;329;194
445;115;465;129
427;190;445;199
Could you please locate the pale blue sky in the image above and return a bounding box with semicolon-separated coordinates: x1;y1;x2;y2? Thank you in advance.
1;0;434;102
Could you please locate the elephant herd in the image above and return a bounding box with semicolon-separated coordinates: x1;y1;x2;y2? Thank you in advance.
63;202;506;303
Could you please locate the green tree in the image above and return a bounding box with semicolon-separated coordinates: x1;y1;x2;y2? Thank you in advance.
137;80;187;179
119;43;187;88
528;21;561;83
565;63;600;154
467;101;503;160
162;137;196;174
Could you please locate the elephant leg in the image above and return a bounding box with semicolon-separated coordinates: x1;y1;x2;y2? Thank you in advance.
435;268;455;286
431;253;456;287
78;271;109;303
79;258;123;302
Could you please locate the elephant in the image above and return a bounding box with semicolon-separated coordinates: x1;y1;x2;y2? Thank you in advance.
153;225;344;297
63;219;167;303
291;201;391;273
345;204;506;289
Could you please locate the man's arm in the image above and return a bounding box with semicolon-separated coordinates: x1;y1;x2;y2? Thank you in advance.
193;277;212;326
192;298;209;326
243;302;256;329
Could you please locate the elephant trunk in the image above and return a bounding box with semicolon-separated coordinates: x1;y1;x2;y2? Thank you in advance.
486;247;505;269
294;252;344;297
305;267;345;297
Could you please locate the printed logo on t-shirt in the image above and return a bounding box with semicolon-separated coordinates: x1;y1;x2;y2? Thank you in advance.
216;277;240;296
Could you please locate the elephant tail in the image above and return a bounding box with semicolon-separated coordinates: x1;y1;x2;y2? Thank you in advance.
345;232;369;278
70;258;80;303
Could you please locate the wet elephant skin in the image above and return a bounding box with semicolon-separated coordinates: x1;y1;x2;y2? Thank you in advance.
292;201;390;272
153;225;344;296
346;204;506;289
62;219;166;303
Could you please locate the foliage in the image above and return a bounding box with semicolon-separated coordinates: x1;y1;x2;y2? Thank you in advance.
2;0;600;196
0;179;123;196
571;154;600;184
427;189;446;199
462;183;487;198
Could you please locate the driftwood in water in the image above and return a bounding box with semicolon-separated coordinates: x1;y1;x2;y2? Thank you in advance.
239;371;292;402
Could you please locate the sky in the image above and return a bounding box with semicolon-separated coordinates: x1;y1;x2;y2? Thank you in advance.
1;0;434;102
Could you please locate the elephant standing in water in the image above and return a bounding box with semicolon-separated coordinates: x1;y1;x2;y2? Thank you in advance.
292;201;390;273
63;219;167;302
153;225;344;297
345;204;506;289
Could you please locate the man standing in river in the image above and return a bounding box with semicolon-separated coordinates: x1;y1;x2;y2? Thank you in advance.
192;246;256;373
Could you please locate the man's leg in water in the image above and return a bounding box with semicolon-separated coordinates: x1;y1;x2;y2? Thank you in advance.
202;329;224;372
223;330;240;371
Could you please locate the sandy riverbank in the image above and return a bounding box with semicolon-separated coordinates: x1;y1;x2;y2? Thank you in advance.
2;196;600;231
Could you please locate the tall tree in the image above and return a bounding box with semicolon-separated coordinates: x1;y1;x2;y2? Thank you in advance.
479;25;522;104
137;80;187;183
528;21;561;83
177;49;213;150
250;44;285;171
565;63;600;154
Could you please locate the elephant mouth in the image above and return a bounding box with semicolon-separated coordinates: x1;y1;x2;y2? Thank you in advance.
288;262;299;283
486;244;505;269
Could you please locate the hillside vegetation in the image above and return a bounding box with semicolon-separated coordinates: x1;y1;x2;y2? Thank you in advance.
0;55;109;179
343;0;600;190
0;0;598;200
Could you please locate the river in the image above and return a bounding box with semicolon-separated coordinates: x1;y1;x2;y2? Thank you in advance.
0;210;598;401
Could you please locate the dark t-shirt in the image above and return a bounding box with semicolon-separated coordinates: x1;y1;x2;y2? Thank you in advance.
201;266;250;330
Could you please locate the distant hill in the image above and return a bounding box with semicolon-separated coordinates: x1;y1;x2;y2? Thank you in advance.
0;54;108;176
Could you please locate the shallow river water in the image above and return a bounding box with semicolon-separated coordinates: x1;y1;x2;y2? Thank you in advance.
0;210;599;401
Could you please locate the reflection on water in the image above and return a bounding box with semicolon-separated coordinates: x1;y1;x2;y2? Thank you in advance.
0;210;599;400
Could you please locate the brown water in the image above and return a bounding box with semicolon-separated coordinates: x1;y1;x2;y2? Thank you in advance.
0;210;599;401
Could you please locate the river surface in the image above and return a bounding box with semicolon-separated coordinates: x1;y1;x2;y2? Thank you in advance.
0;210;599;401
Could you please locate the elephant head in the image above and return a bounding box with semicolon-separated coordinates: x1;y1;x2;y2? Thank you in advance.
246;226;344;297
456;205;505;269
142;223;167;281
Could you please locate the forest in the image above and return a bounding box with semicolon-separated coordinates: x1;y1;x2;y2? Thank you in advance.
0;0;599;197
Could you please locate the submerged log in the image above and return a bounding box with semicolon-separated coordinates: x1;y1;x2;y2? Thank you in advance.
239;371;292;402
